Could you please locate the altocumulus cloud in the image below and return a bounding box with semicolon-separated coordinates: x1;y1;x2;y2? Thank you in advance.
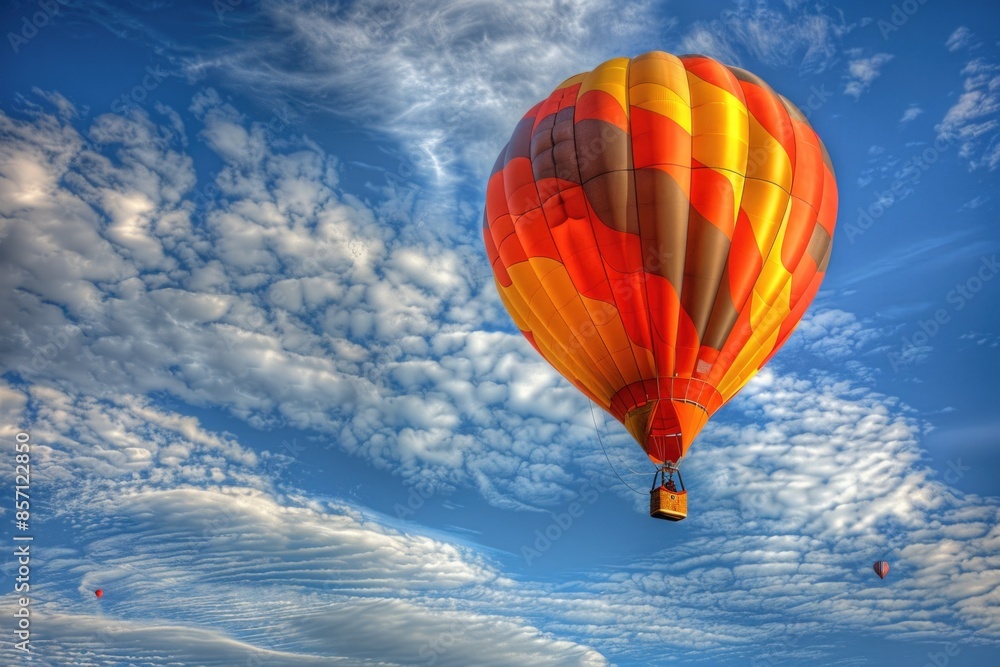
0;91;610;511
937;46;1000;171
2;349;997;665
1;9;998;663
540;365;1000;663
0;381;609;667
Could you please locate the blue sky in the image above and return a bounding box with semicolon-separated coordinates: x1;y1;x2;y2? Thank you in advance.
0;0;998;665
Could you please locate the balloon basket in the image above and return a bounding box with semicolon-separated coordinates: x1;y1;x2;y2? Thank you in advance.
649;465;687;521
650;487;687;521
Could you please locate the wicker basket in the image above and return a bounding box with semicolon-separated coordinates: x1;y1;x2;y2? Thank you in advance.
650;486;688;521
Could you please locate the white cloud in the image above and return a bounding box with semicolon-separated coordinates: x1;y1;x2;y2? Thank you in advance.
0;380;609;667
937;57;1000;170
959;194;991;211
181;0;662;184
678;3;848;75
900;104;923;124
783;308;884;365
960;331;1000;348
844;52;894;99
29;87;79;121
0;92;614;512
0;611;343;666
946;26;973;52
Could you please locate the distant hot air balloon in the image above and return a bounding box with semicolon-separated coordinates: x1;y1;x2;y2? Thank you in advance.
874;561;890;580
484;51;837;520
94;589;104;598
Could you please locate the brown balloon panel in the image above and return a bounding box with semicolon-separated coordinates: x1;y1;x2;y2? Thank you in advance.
484;51;837;464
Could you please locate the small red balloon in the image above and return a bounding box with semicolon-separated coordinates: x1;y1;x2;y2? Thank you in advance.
95;589;104;598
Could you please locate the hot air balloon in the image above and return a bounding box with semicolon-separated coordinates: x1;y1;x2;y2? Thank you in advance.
483;51;837;520
94;589;104;598
873;561;889;580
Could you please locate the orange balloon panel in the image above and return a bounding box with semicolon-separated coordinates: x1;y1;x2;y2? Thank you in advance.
484;52;837;465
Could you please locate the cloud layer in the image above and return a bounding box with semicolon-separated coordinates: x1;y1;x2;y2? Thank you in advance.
2;3;998;665
3;356;998;665
181;0;663;183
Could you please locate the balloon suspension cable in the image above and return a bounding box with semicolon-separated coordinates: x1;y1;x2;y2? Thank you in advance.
591;400;648;496
650;462;685;492
590;401;655;477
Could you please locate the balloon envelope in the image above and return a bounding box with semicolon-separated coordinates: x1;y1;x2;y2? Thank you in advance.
873;561;889;580
484;51;837;465
94;589;103;598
